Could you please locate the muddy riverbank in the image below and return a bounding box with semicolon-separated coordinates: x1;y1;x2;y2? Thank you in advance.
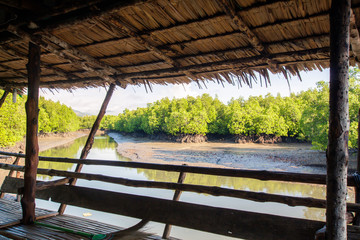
0;130;104;184
110;133;358;174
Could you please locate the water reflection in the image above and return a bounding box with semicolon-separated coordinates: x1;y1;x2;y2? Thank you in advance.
36;133;355;239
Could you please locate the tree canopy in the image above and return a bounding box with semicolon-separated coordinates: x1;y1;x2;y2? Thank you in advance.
0;90;81;147
104;68;360;150
1;68;360;150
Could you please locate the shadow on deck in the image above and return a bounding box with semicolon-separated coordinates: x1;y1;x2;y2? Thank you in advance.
0;198;168;240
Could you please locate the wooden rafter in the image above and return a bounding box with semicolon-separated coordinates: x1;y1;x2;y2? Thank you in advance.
0;48;330;89
40;32;124;77
0;62;26;78
70;10;328;51
218;0;264;53
218;0;284;70
107;16;198;80
1;45;329;81
0;33;330;76
7;25;131;87
0;44;78;80
42;0;289;32
350;10;360;62
114;47;330;79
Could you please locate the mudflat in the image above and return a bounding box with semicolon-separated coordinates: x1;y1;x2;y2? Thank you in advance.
110;133;358;174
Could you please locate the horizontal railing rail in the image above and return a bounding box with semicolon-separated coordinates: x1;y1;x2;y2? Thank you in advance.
1;163;359;211
0;150;356;186
1;150;358;239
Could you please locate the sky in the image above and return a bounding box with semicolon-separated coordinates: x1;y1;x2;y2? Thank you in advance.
40;69;330;116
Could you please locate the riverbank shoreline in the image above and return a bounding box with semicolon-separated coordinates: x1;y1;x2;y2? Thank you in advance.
0;129;108;154
0;129;104;184
110;132;358;174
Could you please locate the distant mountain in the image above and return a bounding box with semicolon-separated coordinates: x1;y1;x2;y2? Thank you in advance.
73;109;91;117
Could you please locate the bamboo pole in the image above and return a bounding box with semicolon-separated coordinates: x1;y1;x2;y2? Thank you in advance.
162;170;186;239
0;91;9;109
327;0;351;239
58;83;116;214
22;42;41;225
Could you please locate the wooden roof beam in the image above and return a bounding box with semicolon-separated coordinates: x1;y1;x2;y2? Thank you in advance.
0;57;330;89
6;33;328;72
0;44;78;80
72;10;328;51
97;35;329;71
107;16;198;80
110;47;330;79
7;25;130;87
22;42;329;78
350;10;360;62
44;47;330;79
218;0;265;53
40;31;124;77
43;0;289;32
0;62;27;78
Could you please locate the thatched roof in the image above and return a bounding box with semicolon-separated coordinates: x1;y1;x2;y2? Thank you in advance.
0;0;359;90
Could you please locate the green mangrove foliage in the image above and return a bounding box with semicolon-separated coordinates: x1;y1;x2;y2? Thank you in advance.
106;70;360;150
0;90;81;147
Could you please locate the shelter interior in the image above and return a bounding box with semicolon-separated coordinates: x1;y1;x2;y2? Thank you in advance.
0;0;360;239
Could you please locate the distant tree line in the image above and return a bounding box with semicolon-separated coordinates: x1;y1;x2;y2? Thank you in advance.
103;68;360;150
1;68;359;150
0;91;81;147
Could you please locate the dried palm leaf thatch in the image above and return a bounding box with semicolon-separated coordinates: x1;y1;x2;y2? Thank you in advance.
0;0;356;90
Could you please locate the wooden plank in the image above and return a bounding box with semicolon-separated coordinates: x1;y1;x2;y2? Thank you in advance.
36;184;325;240
0;199;57;229
1;177;68;194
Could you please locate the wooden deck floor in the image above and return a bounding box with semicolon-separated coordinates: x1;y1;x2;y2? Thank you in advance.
0;198;172;240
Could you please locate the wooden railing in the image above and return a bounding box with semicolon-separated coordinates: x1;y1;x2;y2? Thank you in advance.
0;150;359;239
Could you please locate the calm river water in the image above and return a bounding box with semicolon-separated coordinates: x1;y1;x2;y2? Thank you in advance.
36;133;331;240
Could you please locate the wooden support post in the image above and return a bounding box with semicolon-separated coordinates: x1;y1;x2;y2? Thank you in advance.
162;169;186;239
355;108;360;226
21;42;40;225
58;83;116;214
327;0;351;239
0;91;9;109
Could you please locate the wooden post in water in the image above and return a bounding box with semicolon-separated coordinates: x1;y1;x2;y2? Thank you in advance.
326;0;350;239
58;83;116;215
0;91;9;109
22;42;41;224
162;169;187;239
